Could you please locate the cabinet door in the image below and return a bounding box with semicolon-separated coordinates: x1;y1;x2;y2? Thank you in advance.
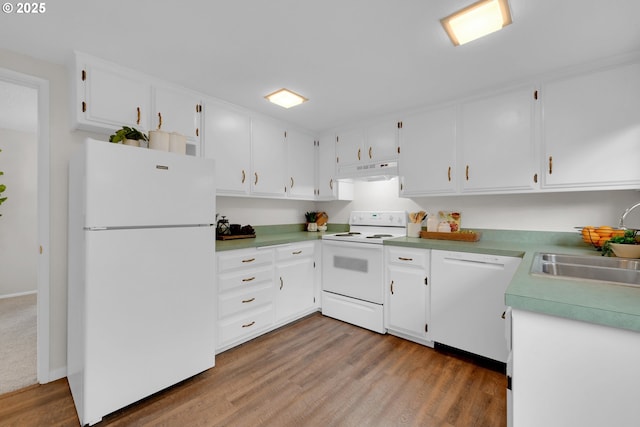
153;86;201;145
460;86;538;193
251;117;286;197
82;62;151;131
542;61;640;189
399;106;457;195
317;133;337;200
203;100;251;195
336;128;364;166
275;257;315;322
387;265;428;340
366;120;399;162
286;129;316;199
430;251;521;363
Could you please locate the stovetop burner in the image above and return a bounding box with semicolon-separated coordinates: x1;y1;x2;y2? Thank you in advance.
367;234;394;238
334;232;362;237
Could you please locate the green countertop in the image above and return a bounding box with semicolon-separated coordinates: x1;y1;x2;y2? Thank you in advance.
217;226;640;333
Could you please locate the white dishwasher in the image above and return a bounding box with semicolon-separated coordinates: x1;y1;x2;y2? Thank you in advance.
430;250;521;363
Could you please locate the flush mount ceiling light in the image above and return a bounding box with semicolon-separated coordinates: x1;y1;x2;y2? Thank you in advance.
441;0;512;46
264;88;308;109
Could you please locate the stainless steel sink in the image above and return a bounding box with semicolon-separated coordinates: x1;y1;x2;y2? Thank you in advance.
531;253;640;286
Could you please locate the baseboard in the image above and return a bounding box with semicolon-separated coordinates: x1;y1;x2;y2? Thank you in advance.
45;366;67;384
0;290;37;300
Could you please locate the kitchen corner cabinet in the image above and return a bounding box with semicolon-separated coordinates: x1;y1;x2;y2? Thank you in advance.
216;248;275;352
430;250;521;363
286;129;316;199
399;106;457;195
316;133;354;201
202;99;251;195
251;117;286;197
74;53;152;133
541;60;640;190
460;85;539;193
275;242;317;323
335;120;399;177
152;85;202;155
385;247;431;345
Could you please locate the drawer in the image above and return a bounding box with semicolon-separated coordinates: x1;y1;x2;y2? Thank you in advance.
218;248;273;273
218;304;274;346
219;283;273;318
218;265;273;292
386;247;429;269
275;242;315;262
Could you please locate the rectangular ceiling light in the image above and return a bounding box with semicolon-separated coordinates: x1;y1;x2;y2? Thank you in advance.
441;0;512;46
264;88;308;109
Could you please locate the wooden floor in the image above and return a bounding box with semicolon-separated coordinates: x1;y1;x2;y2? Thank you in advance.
0;313;506;427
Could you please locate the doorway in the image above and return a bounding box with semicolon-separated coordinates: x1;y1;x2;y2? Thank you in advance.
0;68;50;392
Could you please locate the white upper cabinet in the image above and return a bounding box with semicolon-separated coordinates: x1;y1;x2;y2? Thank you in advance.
399;106;457;195
335;120;399;178
541;60;640;190
75;53;151;133
336;127;365;167
251;117;286;197
367;120;400;162
460;85;539;193
152;85;201;145
286;129;316;199
202;99;251;195
317;132;337;200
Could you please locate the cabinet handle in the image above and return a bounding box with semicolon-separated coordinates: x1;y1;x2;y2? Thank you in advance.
501;311;506;319
548;156;553;175
242;297;255;304
447;166;451;182
136;107;141;125
329;178;333;190
368;146;372;159
280;277;284;290
292;250;302;255
241;258;255;263
241;276;256;282
157;112;162;129
357;148;361;161
390;280;394;295
196;128;199;137
241;169;246;184
290;177;294;188
533;173;538;183
242;321;256;328
398;257;413;261
465;165;469;181
254;172;259;185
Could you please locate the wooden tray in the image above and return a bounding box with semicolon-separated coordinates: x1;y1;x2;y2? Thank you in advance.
216;234;256;241
419;231;481;242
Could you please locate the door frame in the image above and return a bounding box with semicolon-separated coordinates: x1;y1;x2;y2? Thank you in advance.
0;67;50;384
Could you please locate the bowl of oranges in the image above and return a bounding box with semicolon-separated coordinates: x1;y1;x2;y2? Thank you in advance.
580;226;625;250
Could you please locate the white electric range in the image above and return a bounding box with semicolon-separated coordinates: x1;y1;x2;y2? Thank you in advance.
321;211;407;333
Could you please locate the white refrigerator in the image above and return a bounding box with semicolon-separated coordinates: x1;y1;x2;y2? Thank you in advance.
67;138;216;426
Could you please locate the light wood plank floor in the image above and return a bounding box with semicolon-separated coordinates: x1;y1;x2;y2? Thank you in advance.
0;313;506;426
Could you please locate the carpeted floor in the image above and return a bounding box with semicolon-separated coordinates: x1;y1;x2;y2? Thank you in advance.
0;293;37;395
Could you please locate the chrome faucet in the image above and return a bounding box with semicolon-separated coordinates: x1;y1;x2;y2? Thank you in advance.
618;201;640;229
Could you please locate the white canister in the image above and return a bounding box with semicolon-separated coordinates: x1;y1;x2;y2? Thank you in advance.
407;223;422;238
426;214;439;232
169;132;187;155
148;130;169;151
437;222;451;233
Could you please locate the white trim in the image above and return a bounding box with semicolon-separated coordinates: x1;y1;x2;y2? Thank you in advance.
0;67;51;385
0;290;37;300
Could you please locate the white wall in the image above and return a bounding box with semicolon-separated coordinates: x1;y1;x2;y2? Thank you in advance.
319;178;640;232
217;196;315;226
0;128;37;296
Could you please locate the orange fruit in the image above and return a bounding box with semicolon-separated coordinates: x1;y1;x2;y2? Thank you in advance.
596;226;613;238
598;237;609;247
582;226;595;236
611;229;625;238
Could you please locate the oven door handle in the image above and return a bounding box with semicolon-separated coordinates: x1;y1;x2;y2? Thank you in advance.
322;240;384;251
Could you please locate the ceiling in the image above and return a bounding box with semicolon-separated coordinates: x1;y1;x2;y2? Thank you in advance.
1;0;639;132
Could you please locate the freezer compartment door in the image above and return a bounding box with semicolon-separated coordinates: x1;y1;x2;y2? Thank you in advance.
81;226;215;424
81;138;215;228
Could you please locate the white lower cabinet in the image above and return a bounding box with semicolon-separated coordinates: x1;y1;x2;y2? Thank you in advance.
216;242;319;353
430;250;521;363
385;247;431;345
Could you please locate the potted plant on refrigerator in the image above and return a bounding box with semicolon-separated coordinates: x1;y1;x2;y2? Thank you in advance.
305;211;318;231
109;126;148;147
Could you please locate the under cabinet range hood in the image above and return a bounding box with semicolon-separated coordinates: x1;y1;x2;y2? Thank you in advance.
336;160;398;181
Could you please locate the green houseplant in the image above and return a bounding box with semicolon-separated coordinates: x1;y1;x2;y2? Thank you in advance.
109;126;148;146
305;211;318;231
0;148;6;217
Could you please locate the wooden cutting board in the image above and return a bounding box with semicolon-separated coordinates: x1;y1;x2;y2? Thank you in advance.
216;234;256;241
419;231;481;242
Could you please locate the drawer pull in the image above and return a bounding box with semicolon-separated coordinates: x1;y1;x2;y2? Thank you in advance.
292;250;303;255
241;258;255;263
398;257;413;261
280;276;284;290
242;321;256;328
242;298;255;304
390;280;394;295
242;276;256;282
